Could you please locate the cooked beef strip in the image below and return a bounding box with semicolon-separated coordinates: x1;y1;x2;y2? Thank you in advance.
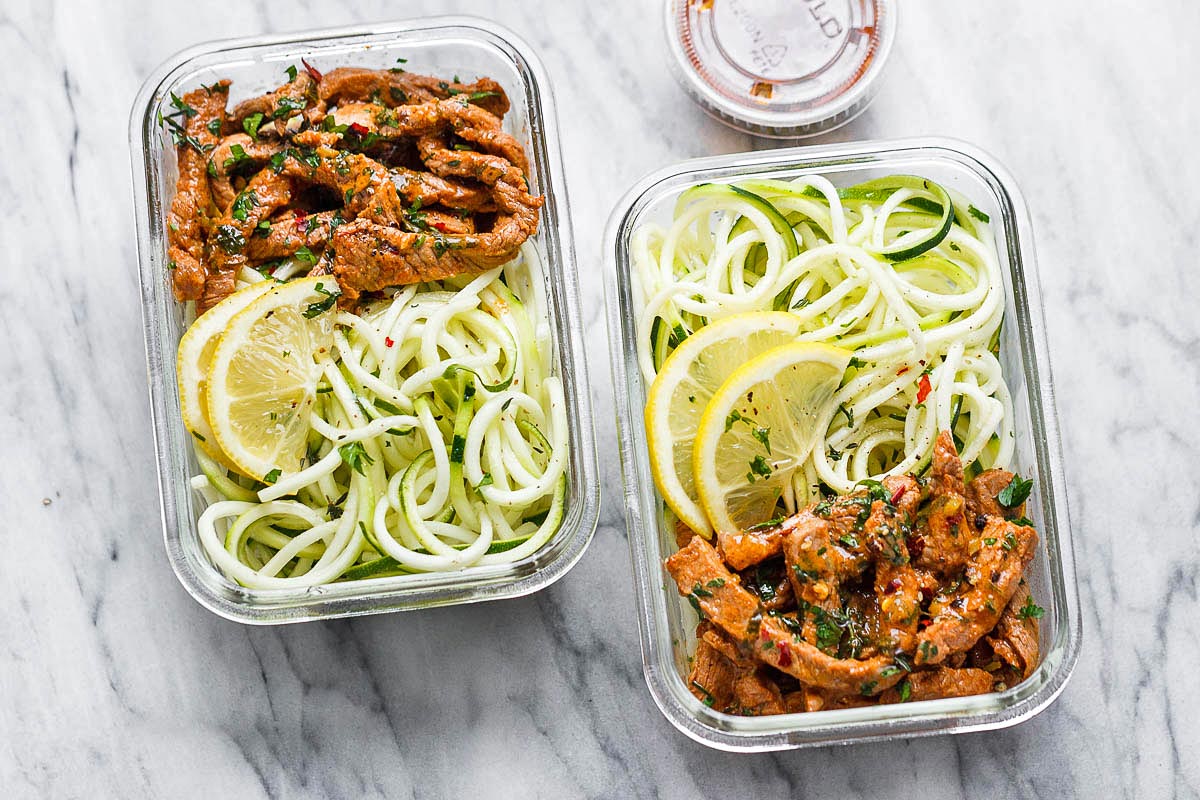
780;476;921;653
665;536;762;641
390;168;498;213
863;501;922;654
731;668;787;716
914;430;972;576
718;519;795;571
277;142;496;219
738;558;795;612
318;96;530;177
781;510;867;646
878;667;994;703
329;172;541;302
327;220;482;293
966;468;1027;526
244;210;337;262
698;627;786;715
792;685;880;712
326;101;385;131
913;517;1038;666
688;629;738;711
675;519;698;549
277;147;408;225
417;132;512;186
666;536;903;696
985;581;1040;682
721;475;918;571
166;81;229;301
226;71;324;137
206;133;284;210
201;170;295;311
317;67;510;118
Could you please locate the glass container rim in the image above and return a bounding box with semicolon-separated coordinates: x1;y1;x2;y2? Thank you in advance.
128;16;600;624
602;136;1082;750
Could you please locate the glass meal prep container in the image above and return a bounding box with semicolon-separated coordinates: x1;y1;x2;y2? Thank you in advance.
129;18;599;624
604;138;1081;750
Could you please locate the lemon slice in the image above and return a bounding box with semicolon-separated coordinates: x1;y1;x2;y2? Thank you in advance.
176;280;274;470
644;312;802;537
693;342;851;535
206;276;338;480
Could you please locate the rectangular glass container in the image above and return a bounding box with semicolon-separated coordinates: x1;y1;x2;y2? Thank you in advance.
129;18;599;624
604;138;1081;750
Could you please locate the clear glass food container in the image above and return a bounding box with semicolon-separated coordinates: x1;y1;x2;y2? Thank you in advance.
603;138;1081;750
129;18;599;623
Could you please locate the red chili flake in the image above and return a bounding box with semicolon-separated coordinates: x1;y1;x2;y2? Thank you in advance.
431;221;448;232
916;374;932;404
301;58;323;82
294;209;308;232
897;366;910;376
906;534;926;560
776;640;793;668
384;337;394;348
348;122;370;136
919;618;932;630
890;485;906;505
884;578;903;595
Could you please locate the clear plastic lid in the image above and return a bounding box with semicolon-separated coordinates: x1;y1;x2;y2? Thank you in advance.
667;0;896;138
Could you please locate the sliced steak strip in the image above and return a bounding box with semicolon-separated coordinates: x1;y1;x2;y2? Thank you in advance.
166;81;229;301
913;517;1038;666
878;667;993;703
666;537;903;696
914;430;972;576
966;468;1026;526
318;67;510;118
985;581;1040;682
206;133;284;211
201;170;294;311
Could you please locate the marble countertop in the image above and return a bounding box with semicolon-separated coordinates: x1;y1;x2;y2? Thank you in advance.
4;0;1197;796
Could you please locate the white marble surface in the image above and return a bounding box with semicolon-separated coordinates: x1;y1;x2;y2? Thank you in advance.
3;0;1197;796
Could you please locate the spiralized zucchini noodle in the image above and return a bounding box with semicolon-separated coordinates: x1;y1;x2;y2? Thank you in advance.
192;241;568;588
632;174;1014;505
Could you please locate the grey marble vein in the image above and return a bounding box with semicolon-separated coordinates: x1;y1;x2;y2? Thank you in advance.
1;0;1197;797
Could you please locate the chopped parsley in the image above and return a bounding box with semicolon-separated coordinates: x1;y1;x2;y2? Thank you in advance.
1017;596;1045;620
337;442;374;475
214;225;245;254
746;455;772;483
303;282;340;318
998;474;1033;508
222;143;252;171
243;112;265;139
230;190;257;221
294;246;318;265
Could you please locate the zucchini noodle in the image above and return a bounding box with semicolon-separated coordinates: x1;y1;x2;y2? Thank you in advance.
633;174;1014;505
193;241;568;588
